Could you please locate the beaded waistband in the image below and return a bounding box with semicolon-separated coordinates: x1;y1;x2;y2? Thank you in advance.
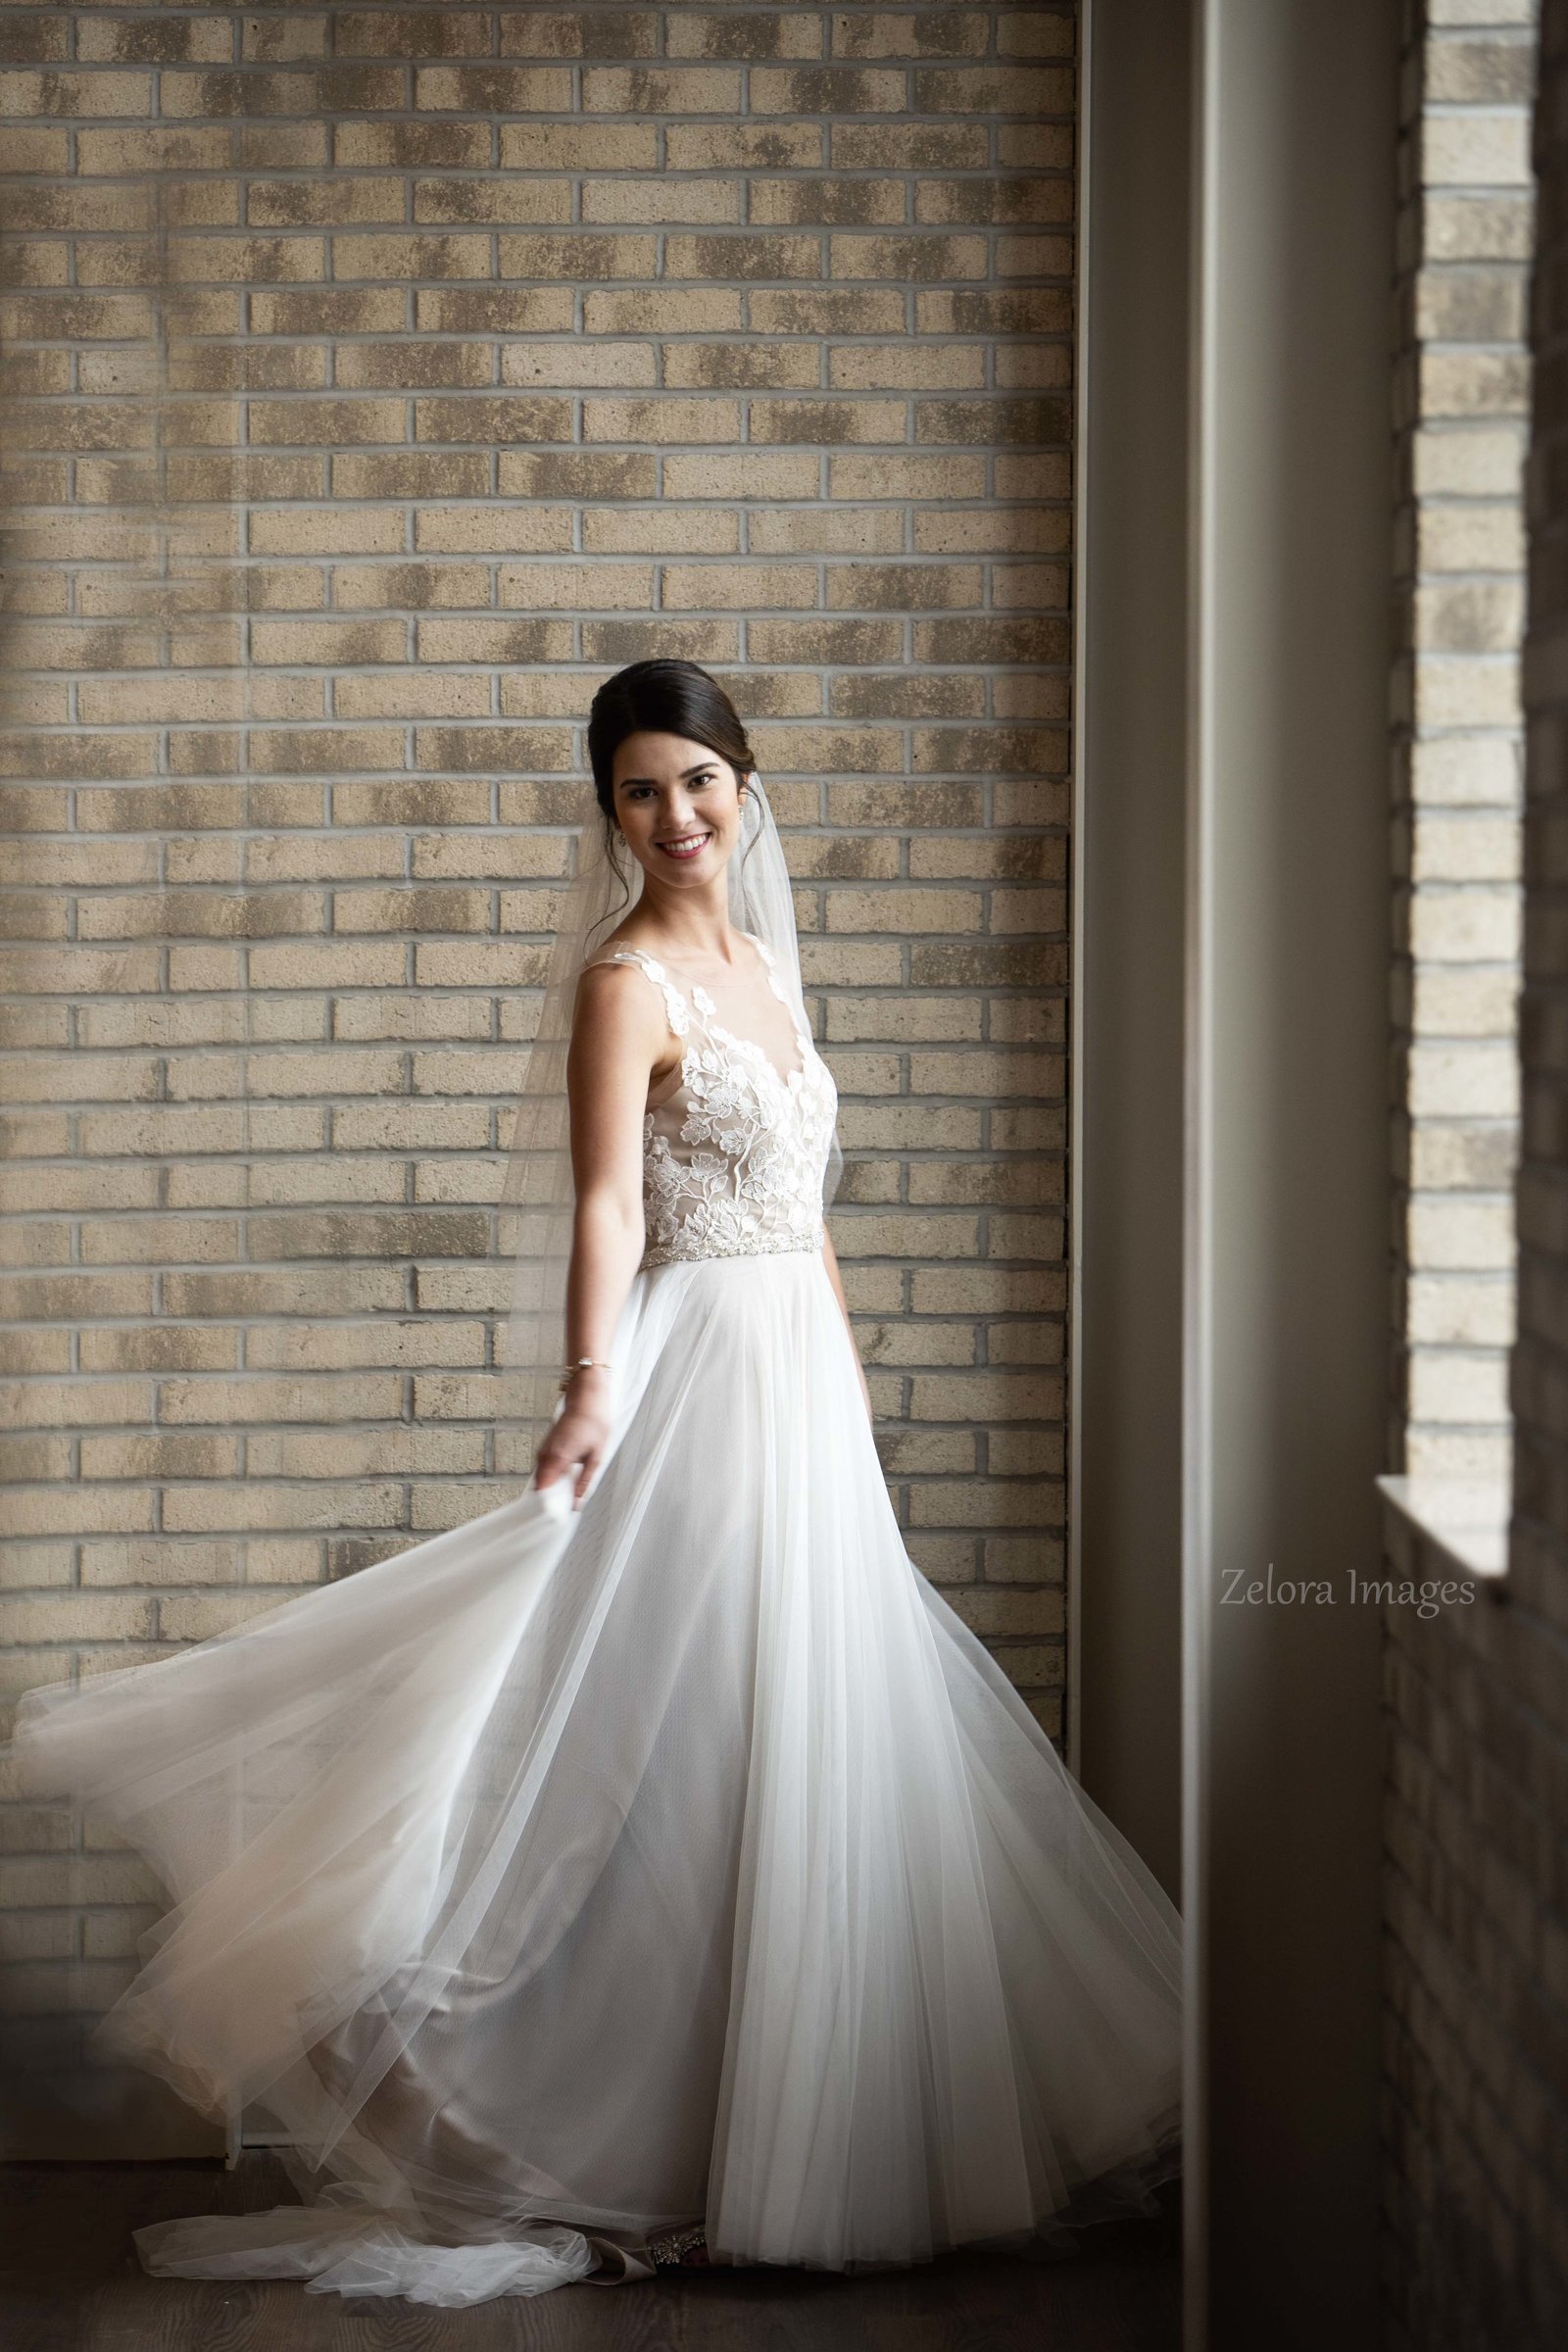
639;1226;824;1271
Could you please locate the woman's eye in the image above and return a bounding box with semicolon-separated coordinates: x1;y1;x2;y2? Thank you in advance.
620;771;716;800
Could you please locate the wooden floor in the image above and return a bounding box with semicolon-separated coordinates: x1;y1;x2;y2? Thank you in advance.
2;2153;1182;2351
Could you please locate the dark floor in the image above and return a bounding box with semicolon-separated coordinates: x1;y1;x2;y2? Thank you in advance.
2;2153;1182;2351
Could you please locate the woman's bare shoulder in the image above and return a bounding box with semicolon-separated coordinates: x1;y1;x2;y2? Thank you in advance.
570;954;668;1052
567;961;677;1120
589;912;665;959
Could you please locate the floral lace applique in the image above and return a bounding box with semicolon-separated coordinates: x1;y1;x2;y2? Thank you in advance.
587;945;837;1270
637;956;692;1041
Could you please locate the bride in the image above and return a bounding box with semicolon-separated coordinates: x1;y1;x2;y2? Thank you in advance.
5;660;1182;2306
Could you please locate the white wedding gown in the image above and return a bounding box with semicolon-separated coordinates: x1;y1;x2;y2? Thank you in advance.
7;938;1182;2306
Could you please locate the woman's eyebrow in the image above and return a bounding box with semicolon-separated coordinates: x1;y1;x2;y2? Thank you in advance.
615;761;719;788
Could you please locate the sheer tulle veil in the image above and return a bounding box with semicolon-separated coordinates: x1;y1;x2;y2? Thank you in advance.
496;769;842;1464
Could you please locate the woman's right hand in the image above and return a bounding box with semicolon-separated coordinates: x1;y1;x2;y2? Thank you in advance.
532;1371;612;1510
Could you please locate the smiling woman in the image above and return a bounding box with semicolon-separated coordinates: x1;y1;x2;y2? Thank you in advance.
6;660;1183;2305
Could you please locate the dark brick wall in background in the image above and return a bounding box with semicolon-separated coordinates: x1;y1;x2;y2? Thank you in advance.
1382;4;1568;2345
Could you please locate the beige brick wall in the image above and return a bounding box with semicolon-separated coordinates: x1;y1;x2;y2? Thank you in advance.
0;4;1077;2082
1391;0;1533;1484
1382;5;1568;2344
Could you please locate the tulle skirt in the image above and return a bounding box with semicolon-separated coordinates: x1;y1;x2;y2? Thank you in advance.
6;1249;1182;2305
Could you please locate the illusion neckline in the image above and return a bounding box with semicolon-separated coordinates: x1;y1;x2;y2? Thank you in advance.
612;934;810;1097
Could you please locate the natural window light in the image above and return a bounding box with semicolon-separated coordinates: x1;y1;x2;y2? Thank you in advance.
1385;7;1535;1576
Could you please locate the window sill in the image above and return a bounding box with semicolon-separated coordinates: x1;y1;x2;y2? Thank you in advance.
1375;1474;1509;1581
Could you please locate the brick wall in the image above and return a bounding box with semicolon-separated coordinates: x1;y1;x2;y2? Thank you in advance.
1390;0;1532;1485
1381;4;1568;2344
0;4;1078;2110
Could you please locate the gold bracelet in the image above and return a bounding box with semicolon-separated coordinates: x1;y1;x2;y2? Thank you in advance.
559;1357;612;1393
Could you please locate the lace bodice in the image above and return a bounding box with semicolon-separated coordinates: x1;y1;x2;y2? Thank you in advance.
584;937;838;1270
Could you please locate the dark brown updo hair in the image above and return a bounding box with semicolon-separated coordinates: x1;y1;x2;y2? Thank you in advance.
586;660;755;834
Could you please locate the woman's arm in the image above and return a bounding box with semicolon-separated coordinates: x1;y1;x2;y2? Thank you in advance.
532;964;665;1507
820;1227;873;1426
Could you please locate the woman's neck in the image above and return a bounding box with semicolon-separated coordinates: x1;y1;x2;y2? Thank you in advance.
620;884;747;973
